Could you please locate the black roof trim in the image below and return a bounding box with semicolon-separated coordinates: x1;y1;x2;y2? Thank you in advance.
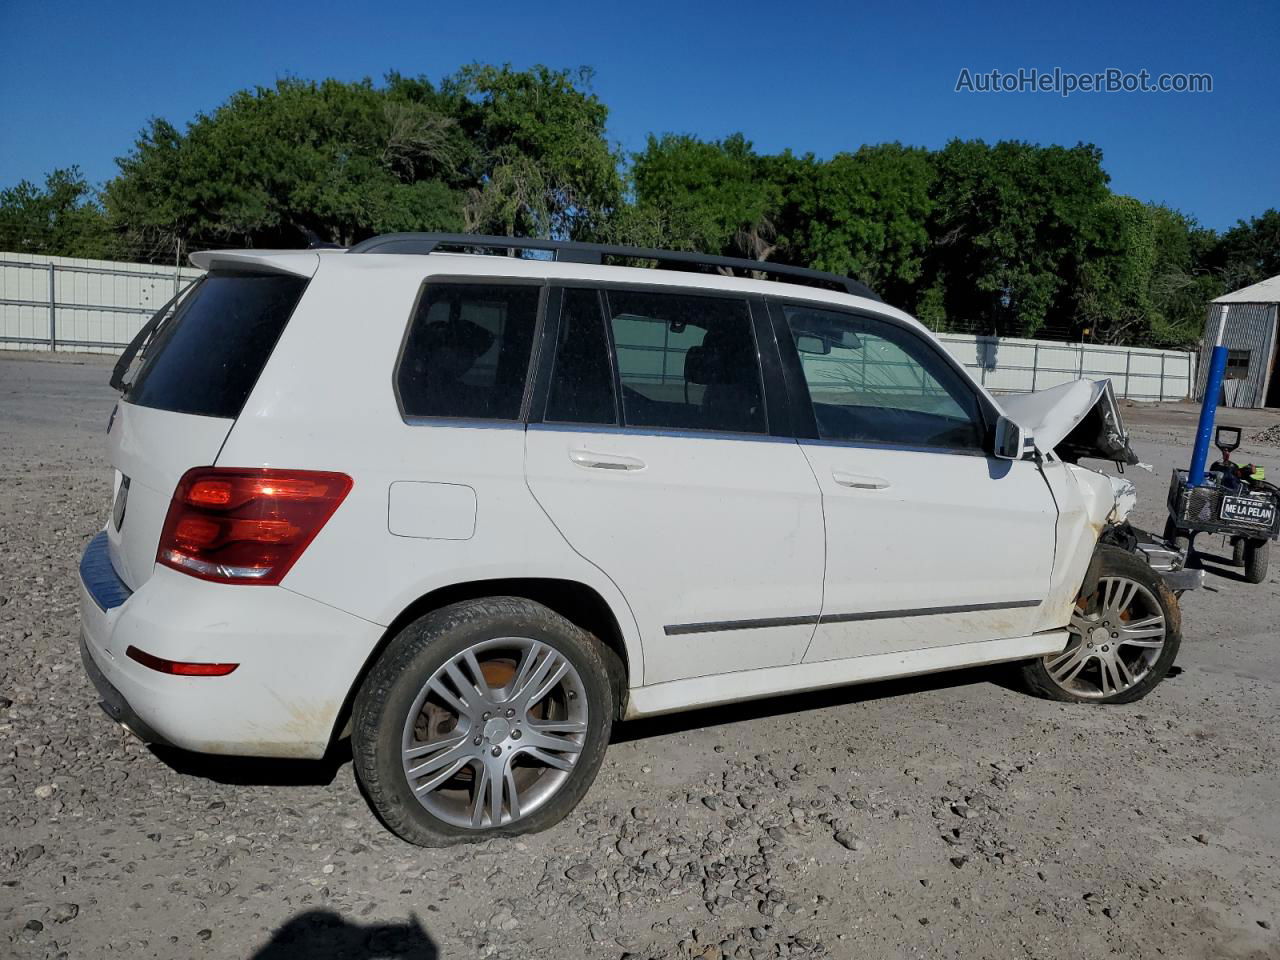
347;233;880;301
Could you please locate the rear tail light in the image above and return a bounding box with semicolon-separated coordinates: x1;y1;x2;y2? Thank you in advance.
157;468;352;585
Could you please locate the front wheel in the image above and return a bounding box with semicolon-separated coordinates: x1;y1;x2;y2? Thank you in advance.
1021;546;1181;704
352;597;614;846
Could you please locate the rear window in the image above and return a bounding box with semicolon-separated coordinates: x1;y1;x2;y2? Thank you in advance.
126;272;308;418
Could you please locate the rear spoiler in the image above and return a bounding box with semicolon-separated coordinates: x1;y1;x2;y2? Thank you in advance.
188;250;320;277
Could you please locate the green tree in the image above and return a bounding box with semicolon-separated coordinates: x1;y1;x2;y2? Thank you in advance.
1145;204;1221;347
1076;195;1157;344
790;144;934;308
923;140;1111;337
620;133;778;257
1213;209;1280;290
0;166;112;258
104;76;472;251
449;64;621;239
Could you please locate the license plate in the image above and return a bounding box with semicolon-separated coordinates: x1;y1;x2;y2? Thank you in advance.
1220;494;1275;526
112;476;131;531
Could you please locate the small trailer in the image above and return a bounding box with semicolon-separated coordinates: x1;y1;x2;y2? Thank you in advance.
1165;426;1280;583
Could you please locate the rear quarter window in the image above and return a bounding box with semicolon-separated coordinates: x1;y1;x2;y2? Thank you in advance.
396;283;541;421
126;272;308;418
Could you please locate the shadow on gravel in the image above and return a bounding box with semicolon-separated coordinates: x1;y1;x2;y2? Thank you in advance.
613;666;993;743
148;739;353;786
1190;546;1250;584
250;909;437;959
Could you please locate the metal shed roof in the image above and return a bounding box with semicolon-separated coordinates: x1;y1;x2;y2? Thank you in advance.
1213;274;1280;304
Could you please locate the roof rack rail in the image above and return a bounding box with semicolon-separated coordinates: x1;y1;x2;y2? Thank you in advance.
347;232;880;301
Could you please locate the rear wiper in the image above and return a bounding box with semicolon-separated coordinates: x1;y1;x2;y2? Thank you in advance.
109;277;203;393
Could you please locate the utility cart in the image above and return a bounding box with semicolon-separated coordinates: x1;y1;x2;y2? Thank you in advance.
1165;425;1280;583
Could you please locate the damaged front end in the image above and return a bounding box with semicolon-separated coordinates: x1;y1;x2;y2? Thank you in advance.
1001;379;1202;595
1000;379;1138;466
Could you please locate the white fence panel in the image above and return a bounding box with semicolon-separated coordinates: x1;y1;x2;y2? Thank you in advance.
937;333;1194;402
0;252;202;354
0;250;1198;400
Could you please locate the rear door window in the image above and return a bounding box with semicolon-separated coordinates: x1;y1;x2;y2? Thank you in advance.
604;289;766;435
126;272;308;418
397;283;541;421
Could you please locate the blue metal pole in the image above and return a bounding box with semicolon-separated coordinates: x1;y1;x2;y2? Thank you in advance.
1188;344;1229;486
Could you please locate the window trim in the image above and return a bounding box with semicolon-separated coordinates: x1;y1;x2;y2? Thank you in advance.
529;280;782;440
1224;349;1251;381
552;286;622;428
392;276;549;427
766;297;996;457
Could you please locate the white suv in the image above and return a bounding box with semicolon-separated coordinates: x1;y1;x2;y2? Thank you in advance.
78;234;1196;845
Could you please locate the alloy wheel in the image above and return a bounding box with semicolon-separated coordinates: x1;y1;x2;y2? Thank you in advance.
400;637;588;829
1042;575;1167;699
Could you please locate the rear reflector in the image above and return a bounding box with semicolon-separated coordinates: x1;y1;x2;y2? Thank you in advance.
157;467;352;586
126;645;239;677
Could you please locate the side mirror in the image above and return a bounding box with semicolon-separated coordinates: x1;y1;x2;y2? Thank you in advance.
993;416;1030;460
794;334;830;356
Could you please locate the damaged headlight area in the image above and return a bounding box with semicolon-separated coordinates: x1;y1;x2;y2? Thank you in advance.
1000;379;1138;467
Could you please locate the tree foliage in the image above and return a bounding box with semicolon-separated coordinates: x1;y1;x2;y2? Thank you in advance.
449;65;621;239
0;167;112;258
2;65;1276;349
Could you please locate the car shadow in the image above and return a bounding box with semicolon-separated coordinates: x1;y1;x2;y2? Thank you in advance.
249;910;437;959
612;664;998;743
148;738;353;787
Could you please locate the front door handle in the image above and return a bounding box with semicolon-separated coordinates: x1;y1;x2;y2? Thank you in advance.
832;470;889;490
569;449;646;471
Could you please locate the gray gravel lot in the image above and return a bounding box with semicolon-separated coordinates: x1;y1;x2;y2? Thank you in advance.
2;351;1279;960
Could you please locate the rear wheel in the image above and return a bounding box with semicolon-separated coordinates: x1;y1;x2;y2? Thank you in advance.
352;597;613;846
1243;539;1270;584
1232;537;1248;566
1022;546;1181;704
1162;517;1191;556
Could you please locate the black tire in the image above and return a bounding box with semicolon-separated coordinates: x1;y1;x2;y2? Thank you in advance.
1232;537;1248;566
1021;545;1182;705
1162;517;1191;556
352;597;614;846
1243;539;1270;584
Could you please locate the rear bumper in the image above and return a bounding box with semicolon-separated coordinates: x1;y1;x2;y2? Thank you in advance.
79;629;166;746
77;532;384;759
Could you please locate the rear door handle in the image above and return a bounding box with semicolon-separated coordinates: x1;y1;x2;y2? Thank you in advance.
569;449;646;471
832;470;889;490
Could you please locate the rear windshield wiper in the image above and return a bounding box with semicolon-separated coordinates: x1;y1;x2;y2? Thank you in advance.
110;276;203;393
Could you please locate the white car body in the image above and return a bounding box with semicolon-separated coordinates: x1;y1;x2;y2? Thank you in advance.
79;244;1143;759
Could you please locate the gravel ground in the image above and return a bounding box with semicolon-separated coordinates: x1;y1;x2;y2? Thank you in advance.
1;352;1278;960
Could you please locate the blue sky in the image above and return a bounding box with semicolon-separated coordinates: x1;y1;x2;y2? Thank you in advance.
1;0;1275;231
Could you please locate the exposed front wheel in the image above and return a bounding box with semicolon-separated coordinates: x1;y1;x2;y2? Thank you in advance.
352;598;614;845
1022;546;1181;704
